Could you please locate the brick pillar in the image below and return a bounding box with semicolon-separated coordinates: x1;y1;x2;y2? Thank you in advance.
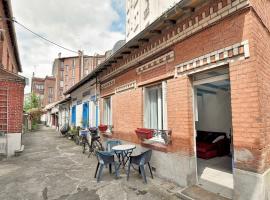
167;76;194;155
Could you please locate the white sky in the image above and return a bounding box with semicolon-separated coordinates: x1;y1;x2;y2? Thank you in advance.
12;0;125;93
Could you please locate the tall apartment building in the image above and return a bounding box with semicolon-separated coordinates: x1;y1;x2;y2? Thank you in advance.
126;0;179;41
51;53;105;101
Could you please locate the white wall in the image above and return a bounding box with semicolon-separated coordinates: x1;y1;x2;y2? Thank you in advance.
126;0;179;41
196;90;232;136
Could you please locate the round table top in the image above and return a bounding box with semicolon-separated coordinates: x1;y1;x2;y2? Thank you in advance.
112;144;136;151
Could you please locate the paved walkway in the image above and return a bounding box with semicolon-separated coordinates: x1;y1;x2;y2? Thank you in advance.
0;126;183;200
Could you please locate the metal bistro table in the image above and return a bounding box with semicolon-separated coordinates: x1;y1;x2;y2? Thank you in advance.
112;144;136;170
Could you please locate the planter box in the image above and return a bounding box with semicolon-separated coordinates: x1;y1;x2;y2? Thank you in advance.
135;128;154;139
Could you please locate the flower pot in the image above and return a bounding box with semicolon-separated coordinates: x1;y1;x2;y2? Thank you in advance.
98;125;108;132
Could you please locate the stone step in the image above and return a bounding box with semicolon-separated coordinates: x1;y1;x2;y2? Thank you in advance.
176;185;231;200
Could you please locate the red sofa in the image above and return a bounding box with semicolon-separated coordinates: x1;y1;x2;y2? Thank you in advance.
196;131;230;159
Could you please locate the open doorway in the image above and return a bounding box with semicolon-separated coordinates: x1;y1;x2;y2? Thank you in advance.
193;67;233;198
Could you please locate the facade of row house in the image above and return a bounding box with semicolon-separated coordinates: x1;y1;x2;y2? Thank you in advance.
0;0;25;156
47;0;270;199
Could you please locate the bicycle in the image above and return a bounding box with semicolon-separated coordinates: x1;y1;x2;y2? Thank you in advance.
81;127;104;157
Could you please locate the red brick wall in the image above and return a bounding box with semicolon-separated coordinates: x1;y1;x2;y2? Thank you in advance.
0;80;24;133
111;88;143;143
99;6;252;155
44;77;56;105
0;2;19;74
250;0;270;31
167;77;194;155
229;8;270;174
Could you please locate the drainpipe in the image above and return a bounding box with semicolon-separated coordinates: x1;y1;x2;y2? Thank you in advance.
78;50;84;80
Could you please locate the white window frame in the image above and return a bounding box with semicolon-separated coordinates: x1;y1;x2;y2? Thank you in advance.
103;97;112;125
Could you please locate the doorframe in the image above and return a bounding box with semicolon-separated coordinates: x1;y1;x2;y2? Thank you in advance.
191;71;232;185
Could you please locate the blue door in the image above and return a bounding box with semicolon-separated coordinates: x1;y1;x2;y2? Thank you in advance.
82;102;89;128
71;106;76;126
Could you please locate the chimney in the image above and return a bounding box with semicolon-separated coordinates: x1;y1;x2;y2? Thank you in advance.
58;52;61;58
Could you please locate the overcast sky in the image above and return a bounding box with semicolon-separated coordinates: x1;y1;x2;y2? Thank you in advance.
13;0;126;93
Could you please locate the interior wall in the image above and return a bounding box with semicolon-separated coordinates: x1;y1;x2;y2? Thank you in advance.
196;90;232;137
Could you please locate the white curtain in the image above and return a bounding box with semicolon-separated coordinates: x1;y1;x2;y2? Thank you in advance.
145;85;163;129
103;97;112;125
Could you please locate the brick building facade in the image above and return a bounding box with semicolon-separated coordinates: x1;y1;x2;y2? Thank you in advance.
0;0;25;156
51;53;105;102
31;76;56;107
31;77;45;106
46;0;270;198
92;0;270;199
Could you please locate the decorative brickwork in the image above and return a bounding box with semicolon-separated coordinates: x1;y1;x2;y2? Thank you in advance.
136;51;174;74
115;81;136;94
101;79;115;89
175;40;250;76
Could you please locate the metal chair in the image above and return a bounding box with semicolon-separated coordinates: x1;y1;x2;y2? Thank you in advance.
94;151;119;182
127;149;153;183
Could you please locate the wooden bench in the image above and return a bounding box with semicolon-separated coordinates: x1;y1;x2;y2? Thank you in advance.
14;145;24;156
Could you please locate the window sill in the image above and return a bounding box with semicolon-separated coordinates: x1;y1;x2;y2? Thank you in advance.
141;141;169;153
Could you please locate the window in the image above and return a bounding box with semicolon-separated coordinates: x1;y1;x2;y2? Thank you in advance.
66;65;69;71
49;97;53;103
72;68;75;77
35;84;44;90
144;82;167;130
60;70;64;80
60;81;64;88
61;61;64;68
72;59;76;68
49;87;53;96
72;79;75;86
103;97;112;125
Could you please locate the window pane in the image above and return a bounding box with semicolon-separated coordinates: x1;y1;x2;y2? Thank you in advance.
145;85;163;130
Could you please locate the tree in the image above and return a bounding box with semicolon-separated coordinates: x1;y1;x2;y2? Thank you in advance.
24;93;42;130
24;93;41;111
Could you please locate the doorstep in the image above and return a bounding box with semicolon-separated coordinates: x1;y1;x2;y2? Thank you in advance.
176;185;231;200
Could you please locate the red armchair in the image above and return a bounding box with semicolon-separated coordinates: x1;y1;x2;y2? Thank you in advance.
196;131;230;159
